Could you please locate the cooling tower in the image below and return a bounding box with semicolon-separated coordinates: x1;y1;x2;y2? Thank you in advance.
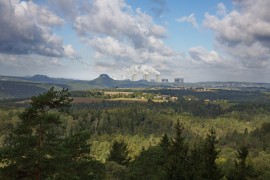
143;74;150;81
131;74;137;81
156;75;161;82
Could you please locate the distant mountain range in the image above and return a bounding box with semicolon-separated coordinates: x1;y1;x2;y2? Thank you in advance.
0;74;270;100
0;74;169;99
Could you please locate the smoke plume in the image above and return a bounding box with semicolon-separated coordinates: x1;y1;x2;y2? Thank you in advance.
126;65;160;75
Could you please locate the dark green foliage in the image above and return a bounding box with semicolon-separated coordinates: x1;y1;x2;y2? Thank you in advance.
108;140;131;166
0;88;71;179
71;105;174;136
201;128;223;180
159;133;170;152
71;90;105;98
59;132;105;179
105;161;128;180
165;120;190;179
145;88;269;102
251;122;270;151
128;146;165;180
188;147;204;179
128;126;224;180
0;88;104;179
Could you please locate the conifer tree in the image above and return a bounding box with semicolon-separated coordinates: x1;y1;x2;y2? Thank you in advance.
108;140;131;166
128;146;165;180
201;128;223;180
159;133;170;152
59;131;105;179
0;88;72;179
166;120;189;179
189;147;204;179
0;88;105;179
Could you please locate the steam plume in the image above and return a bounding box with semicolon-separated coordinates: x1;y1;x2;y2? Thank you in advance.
126;65;160;75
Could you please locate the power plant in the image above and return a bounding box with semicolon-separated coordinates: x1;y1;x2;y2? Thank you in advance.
162;79;169;83
175;78;184;83
126;65;184;83
131;74;161;82
143;74;150;81
156;75;161;82
131;74;137;81
122;75;127;80
129;74;184;84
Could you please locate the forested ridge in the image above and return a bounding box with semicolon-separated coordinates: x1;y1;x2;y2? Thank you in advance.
0;88;270;179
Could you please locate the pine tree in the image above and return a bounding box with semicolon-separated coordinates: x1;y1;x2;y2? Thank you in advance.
59;131;105;179
189;147;204;180
159;133;170;152
158;133;171;179
165;120;189;179
0;88;72;179
108;140;131;166
0;88;105;179
201;128;223;180
128;146;165;180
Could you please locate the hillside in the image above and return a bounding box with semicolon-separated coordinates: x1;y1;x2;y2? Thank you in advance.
88;74;154;88
0;81;47;99
0;81;69;100
89;74;117;88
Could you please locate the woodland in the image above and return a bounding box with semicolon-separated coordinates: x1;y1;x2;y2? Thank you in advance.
0;87;270;179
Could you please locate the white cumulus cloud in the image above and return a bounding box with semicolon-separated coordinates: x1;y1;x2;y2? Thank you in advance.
0;0;77;59
72;0;178;71
204;0;270;68
188;46;232;68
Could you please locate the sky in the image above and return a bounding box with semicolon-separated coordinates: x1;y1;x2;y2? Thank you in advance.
1;0;270;82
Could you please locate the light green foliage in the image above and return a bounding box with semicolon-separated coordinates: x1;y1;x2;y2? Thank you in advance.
252;151;270;179
90;134;160;162
0;109;21;146
91;141;111;163
227;145;258;180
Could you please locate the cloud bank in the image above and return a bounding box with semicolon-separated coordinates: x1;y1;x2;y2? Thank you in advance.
74;0;175;65
204;0;270;68
0;0;76;58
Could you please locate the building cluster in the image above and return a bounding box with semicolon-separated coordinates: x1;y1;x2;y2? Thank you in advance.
130;74;184;83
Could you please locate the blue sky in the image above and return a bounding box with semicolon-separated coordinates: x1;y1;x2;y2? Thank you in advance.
0;0;270;82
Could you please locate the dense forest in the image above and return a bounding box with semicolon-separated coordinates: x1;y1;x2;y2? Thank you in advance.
0;88;270;179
